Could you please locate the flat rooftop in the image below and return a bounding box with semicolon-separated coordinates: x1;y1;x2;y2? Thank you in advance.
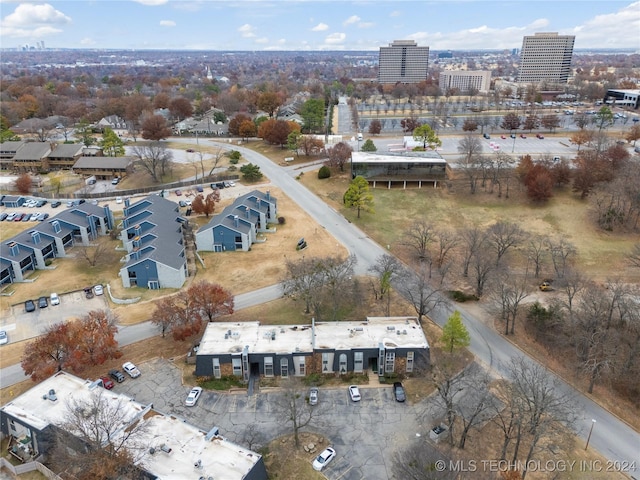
351;151;446;164
197;317;428;356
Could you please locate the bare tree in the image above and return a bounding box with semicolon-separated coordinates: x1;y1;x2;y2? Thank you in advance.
131;142;173;183
402;220;437;265
208;147;226;176
77;236;110;267
489;271;530;335
319;255;358;321
392;440;456;480
274;377;321;448
457;134;483;194
50;390;149;479
487;221;524;267
456;365;495;449
470;248;495;297
558;269;589;328
525;235;547;278
627;243;640;269
460;226;487;278
369;254;402;315
396;264;446;324
434;229;459;272
546;236;576;280
282;256;326;315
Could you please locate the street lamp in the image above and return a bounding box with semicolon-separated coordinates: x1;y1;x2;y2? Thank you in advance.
585;419;596;450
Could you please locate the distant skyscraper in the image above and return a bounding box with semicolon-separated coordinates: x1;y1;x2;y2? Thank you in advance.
517;32;575;84
378;40;429;84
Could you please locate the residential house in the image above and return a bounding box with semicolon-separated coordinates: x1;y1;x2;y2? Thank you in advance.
72;156;132;180
0;195;26;208
96;115;128;135
0;141;25;170
118;195;188;289
196;190;277;253
195;317;430;380
0;371;268;480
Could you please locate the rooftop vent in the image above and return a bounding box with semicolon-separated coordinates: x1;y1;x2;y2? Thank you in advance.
387;326;395;331
355;327;364;332
160;444;172;454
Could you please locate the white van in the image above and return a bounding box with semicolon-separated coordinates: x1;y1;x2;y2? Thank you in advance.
357;133;363;141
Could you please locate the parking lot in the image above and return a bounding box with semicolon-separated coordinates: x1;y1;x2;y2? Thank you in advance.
113;358;444;480
2;290;109;344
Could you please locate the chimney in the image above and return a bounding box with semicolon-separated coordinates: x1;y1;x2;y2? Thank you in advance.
124;197;130;208
234;215;239;227
31;231;41;244
52;220;61;233
134;224;141;236
8;241;19;256
266;190;271;201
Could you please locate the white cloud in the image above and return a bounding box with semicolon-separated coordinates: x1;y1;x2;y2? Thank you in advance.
1;3;71;38
80;37;95;46
159;20;175;27
132;0;169;5
255;37;269;44
343;15;360;26
358;22;375;29
325;32;346;44
390;10;401;17
238;23;256;38
572;1;640;48
311;22;329;31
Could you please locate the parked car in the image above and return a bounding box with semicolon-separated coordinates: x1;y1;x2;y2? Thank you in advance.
94;284;104;296
122;361;141;378
348;385;361;402
539;281;554;292
29;213;40;221
175;189;182;196
184;199;192;206
186;148;195;153
520;134;527;139
111;178;120;185
100;376;114;390
35;199;47;207
116;196;123;204
109;369;125;383
309;387;319;406
483;133;490;139
25;299;36;312
38;296;48;308
227;181;236;187
21;214;31;222
500;135;506;139
0;330;8;345
13;213;25;221
312;447;336;471
24;199;37;208
510;133;516;139
51;201;61;208
50;293;60;306
84;287;94;299
393;382;406;402
185;387;203;406
5;213;17;221
0;213;7;221
536;133;545;139
179;200;187;207
37;212;49;221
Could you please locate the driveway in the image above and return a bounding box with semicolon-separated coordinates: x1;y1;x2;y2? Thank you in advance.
114;358;437;480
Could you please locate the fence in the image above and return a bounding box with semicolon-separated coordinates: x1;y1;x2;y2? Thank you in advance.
0;457;62;479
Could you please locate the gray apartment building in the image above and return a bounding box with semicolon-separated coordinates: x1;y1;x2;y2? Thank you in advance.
517;32;575;84
378;40;429;84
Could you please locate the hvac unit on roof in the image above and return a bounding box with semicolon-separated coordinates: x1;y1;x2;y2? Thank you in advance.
387;326;395;331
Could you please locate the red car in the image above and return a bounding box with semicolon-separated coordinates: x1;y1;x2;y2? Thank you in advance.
520;134;527;139
13;213;25;221
536;133;544;139
500;135;506;139
175;189;182;196
100;377;114;390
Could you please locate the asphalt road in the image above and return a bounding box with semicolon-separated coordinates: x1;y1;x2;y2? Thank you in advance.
1;138;638;471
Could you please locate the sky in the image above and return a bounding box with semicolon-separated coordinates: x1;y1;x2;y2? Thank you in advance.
0;0;639;51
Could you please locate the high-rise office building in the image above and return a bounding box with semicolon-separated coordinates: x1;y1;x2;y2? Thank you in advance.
378;40;429;84
517;32;575;84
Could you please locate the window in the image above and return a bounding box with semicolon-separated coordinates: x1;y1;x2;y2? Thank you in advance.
280;358;289;377
406;351;414;373
232;358;242;376
298;357;305;376
212;358;221;379
264;357;273;377
385;351;395;373
354;352;364;373
322;353;330;373
339;354;347;374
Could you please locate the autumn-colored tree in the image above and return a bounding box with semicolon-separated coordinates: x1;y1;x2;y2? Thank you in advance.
368;119;382;135
525;164;554;202
257;91;282;117
73;310;121;365
298;135;325;156
153;91;171;109
604;143;630;171
516;155;534;183
624;124;640;146
462;118;478;132
262;119;291;147
14;173;32;194
228;113;252;136
326;141;352;172
500;112;521;131
168;97;193;120
191;190;221;218
238;119;257;140
141;114;172;141
187;281;235;322
151;291;203;341
22;322;76;381
550;160;572;186
123;93;152;141
400;117;421;133
541;114;561;132
18;94;39;118
569;129;593;152
523;114;540;132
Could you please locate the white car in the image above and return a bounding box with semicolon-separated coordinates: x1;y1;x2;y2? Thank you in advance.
185;387;203;406
0;330;8;345
348;385;361;402
309;387;318;406
115;196;123;204
122;362;141;378
94;284;104;296
50;293;60;306
312;447;336;471
228;181;236;187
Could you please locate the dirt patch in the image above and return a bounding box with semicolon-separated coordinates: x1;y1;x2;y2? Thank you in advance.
263;432;328;480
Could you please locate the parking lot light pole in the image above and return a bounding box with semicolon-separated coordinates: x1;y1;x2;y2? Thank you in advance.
585;419;596;450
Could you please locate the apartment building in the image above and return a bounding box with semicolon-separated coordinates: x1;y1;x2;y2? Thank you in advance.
439;70;492;94
378;40;429;84
517;32;575;84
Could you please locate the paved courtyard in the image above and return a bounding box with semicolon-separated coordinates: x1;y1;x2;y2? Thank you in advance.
114;358;445;480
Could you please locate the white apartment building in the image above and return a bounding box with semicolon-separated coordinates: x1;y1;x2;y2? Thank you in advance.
439;70;492;93
378;40;429;84
517;32;575;84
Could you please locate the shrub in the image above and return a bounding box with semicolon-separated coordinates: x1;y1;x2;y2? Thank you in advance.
229;157;239;165
278;216;286;224
448;290;479;302
318;165;331;179
228;150;241;161
302;373;326;386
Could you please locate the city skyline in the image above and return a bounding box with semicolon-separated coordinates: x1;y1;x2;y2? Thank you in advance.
0;0;639;52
